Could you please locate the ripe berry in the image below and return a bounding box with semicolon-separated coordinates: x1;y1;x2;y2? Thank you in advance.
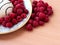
33;1;37;4
13;1;18;6
2;21;6;26
44;17;49;22
9;13;16;18
17;8;23;15
33;21;39;27
26;24;33;31
15;4;21;9
34;17;39;22
21;13;26;18
6;22;13;28
39;21;44;26
28;19;33;24
12;18;17;24
39;6;45;12
31;13;35;18
39;12;46;20
24;9;28;14
0;18;4;24
17;16;22;22
4;16;11;22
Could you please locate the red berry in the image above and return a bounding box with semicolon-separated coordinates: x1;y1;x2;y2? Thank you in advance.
17;16;22;22
39;12;46;20
31;13;35;18
4;16;11;22
28;19;33;24
13;7;17;13
34;17;40;22
6;22;13;28
44;3;48;7
0;18;4;24
13;1;18;6
33;1;37;4
44;17;49;22
39;21;44;26
24;9;28;14
34;7;37;13
36;12;40;16
39;6;45;12
15;4;21;9
33;21;39;27
17;8;23;15
9;13;16;18
18;0;23;3
26;24;33;31
12;19;17;24
2;21;6;26
21;13;26;18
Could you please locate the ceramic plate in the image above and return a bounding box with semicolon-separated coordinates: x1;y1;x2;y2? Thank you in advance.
0;0;32;34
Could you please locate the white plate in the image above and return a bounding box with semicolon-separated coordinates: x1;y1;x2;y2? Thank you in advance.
0;0;32;34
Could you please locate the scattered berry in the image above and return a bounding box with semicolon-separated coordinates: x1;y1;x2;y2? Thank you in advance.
26;24;33;31
25;0;53;31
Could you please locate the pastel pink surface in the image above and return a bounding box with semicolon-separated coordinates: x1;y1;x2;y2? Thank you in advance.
0;0;60;45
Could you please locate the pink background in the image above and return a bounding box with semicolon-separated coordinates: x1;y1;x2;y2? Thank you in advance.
0;0;60;45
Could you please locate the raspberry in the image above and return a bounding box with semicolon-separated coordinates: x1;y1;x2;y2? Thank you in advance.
21;13;26;18
12;19;17;24
2;21;6;26
4;16;11;22
25;24;33;31
17;8;23;15
0;18;4;24
15;4;21;9
39;12;46;20
39;21;44;26
17;16;22;22
34;17;39;22
13;1;18;6
44;3;48;7
28;19;33;24
6;22;13;28
33;1;37;4
31;13;35;18
9;13;16;18
18;0;23;3
33;21;39;27
34;7;37;13
24;9;28;14
39;6;45;12
36;12;40;16
44;17;49;22
13;7;17;13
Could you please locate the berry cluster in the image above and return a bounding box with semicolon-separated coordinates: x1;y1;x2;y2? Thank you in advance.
0;0;28;28
25;0;53;31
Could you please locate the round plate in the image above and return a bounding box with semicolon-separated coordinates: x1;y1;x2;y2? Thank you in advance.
0;0;32;34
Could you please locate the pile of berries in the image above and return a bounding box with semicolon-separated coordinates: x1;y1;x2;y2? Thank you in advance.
25;0;53;31
0;0;28;28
